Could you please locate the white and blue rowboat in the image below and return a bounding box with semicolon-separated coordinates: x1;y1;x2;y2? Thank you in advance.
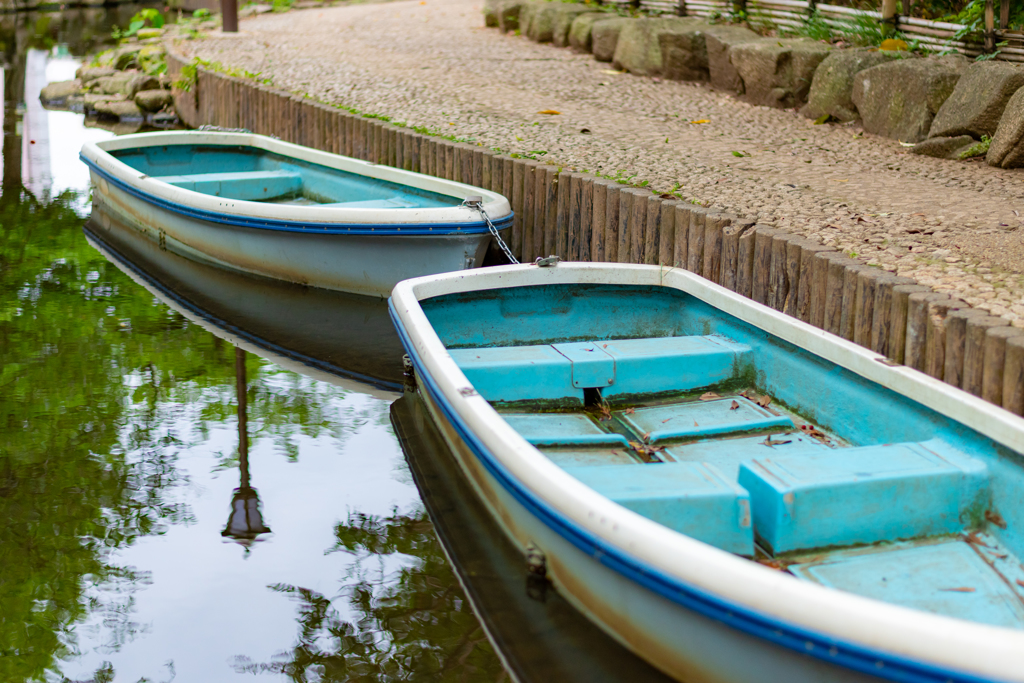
80;131;512;297
389;262;1024;683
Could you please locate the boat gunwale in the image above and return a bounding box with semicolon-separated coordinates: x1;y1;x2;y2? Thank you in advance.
388;262;1024;683
81;131;513;235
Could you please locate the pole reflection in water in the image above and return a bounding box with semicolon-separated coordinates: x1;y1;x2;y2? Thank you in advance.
222;347;272;551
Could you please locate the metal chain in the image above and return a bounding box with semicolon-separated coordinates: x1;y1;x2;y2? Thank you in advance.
463;197;518;265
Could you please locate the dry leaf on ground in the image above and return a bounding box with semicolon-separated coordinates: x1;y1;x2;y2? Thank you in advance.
700;392;720;401
730;400;740;410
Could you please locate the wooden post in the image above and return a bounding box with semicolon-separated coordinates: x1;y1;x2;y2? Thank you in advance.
511;162;527;260
646;197;665;266
659;199;679;266
964;315;1008;396
592;180;609;263
768;234;789;312
687;208;707;275
854;269;885;348
925;298;962;380
568;173;583;261
223;0;238;33
798;242;832;324
985;0;996;52
521;162;538;262
888;284;930;365
751;227;775;306
604;183;621;263
736;227;756;298
703;214;729;285
543;168;560;258
673;204;691;268
824;256;855;336
472;149;486;188
556;170;572;259
983;327;1024;405
783;236;802;317
881;0;898;37
580;177;594;262
531;165;549;262
721;222;752;291
841;265;870;342
1003;336;1024;415
629;190;647;265
943;308;987;388
811;252;839;330
905;293;946;372
617;189;632;263
870;275;915;356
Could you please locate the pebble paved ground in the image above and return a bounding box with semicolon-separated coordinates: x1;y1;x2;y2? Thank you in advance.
181;1;1024;324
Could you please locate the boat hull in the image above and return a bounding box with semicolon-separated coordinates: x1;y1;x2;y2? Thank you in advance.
411;374;885;683
91;172;494;298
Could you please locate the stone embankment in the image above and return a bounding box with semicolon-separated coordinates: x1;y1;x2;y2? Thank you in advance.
39;24;197;127
494;0;1024;168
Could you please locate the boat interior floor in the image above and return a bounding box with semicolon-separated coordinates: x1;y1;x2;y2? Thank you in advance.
449;334;1024;629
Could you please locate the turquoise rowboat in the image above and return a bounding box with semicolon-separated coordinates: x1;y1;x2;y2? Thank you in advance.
389;262;1024;683
80;131;511;297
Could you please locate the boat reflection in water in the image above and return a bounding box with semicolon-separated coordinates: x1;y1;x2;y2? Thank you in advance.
84;201;406;399
391;390;675;683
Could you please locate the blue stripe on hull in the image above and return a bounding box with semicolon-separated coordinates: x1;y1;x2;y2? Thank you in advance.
387;300;1003;683
82;155;514;237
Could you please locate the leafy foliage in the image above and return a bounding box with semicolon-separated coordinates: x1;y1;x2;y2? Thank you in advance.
233;510;504;682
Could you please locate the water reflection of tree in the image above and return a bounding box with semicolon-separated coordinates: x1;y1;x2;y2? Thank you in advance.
234;509;505;682
0;191;369;682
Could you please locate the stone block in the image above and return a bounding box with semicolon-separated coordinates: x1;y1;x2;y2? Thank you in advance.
731;38;832;108
94;99;144;120
135;89;174;112
592;17;634;62
987;86;1024;168
40;79;82;105
75;66;116;84
127;73;160;99
553;5;600;47
612;16;706;77
496;0;525;33
568;12;615;52
90;71;137;96
706;25;760;92
911;135;976;159
852;55;967;143
929;61;1024;139
802;48;904;122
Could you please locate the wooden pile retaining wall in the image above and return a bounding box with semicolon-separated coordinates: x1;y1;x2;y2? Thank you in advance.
168;51;1024;415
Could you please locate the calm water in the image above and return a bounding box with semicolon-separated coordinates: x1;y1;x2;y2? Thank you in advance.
2;8;676;682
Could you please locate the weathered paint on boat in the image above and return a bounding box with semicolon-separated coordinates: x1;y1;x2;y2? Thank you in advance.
388;262;1024;683
80;131;512;297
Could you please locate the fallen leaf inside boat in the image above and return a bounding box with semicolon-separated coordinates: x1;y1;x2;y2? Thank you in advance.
642;432;651;441
939;587;976;593
985;510;1008;529
538;110;561;115
1017;579;1024;588
757;395;772;408
598;404;612;422
965;531;990;547
662;418;672;423
730;400;740;410
699;392;720;401
624;407;635;414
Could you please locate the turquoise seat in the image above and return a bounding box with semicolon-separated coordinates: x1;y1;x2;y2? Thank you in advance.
738;439;990;555
155;170;303;201
564;462;754;555
617;396;792;444
503;413;629;447
450;335;752;404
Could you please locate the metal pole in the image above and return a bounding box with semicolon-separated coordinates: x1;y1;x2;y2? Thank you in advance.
235;346;249;488
222;0;238;33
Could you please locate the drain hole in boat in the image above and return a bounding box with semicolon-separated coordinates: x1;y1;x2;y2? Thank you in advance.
583;387;604;408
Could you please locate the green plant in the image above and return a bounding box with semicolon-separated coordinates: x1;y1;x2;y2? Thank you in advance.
113;8;164;39
958;135;991;159
193;8;211;18
272;0;295;12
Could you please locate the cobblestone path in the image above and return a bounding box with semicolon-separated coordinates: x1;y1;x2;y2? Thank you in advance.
181;0;1024;323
